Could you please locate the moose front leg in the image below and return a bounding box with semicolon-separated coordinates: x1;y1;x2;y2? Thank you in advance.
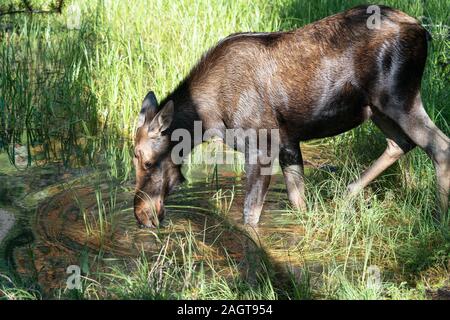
243;163;272;226
280;144;306;211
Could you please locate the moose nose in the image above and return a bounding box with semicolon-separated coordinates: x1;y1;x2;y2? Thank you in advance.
133;197;165;228
137;208;165;229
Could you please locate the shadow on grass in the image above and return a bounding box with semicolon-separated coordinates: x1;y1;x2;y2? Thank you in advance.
396;228;450;281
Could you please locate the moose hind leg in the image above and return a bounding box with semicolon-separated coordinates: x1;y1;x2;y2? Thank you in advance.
381;95;450;213
347;112;415;195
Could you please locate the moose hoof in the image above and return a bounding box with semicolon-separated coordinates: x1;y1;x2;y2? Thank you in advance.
346;183;363;197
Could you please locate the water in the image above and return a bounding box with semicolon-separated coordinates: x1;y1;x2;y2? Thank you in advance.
0;145;334;296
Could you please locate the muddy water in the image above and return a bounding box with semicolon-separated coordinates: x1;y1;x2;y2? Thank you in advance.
0;146;333;295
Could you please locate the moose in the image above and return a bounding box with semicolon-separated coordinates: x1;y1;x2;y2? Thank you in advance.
133;5;449;228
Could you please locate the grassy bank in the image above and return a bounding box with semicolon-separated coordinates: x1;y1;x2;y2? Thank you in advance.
0;0;449;300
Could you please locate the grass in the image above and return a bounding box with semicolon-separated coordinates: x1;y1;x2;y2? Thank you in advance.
74;229;278;300
0;0;449;300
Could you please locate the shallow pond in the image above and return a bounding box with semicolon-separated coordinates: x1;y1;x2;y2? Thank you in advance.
0;144;335;296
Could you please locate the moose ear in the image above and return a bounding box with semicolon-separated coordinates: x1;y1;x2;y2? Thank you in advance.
137;91;158;128
148;100;174;134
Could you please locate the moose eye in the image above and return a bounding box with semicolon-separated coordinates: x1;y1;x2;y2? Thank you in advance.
144;162;153;170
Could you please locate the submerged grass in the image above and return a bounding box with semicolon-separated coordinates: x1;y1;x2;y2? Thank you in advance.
0;0;449;300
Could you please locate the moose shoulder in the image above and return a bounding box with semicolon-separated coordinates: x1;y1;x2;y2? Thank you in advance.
133;5;450;228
